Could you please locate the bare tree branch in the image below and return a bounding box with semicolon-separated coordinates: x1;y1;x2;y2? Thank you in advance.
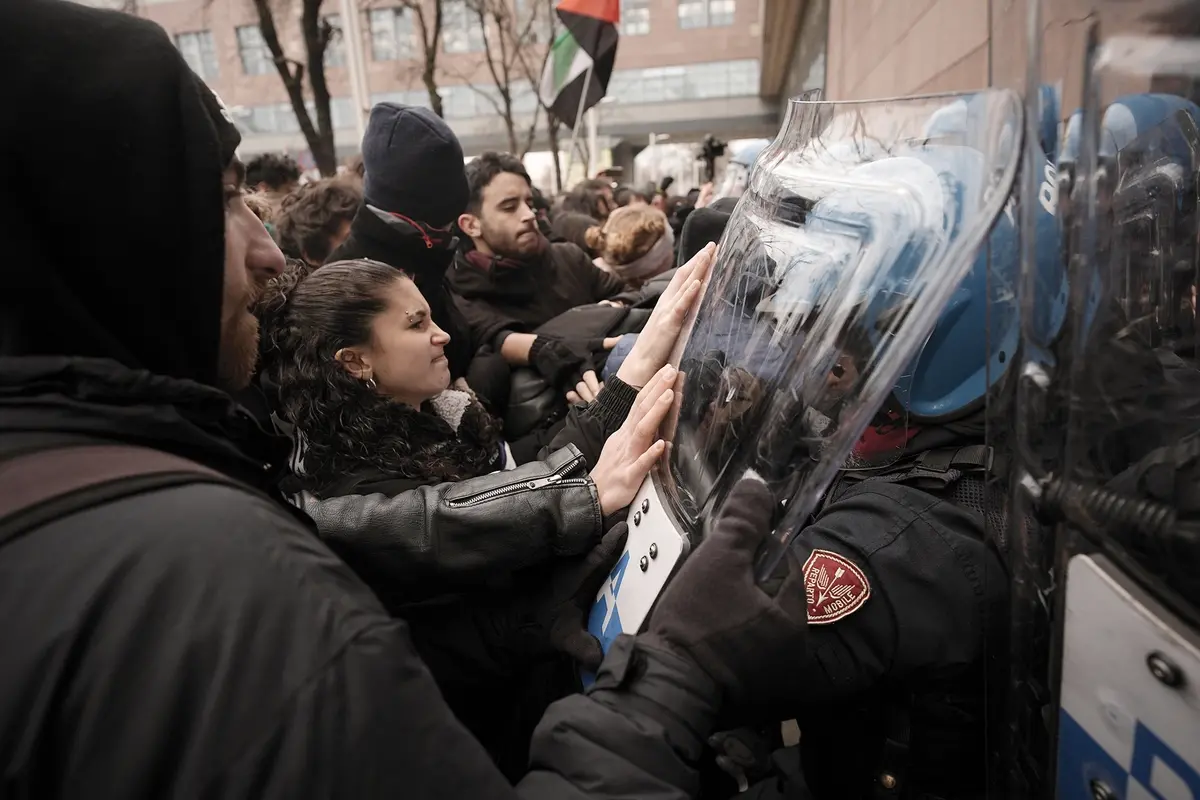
401;0;445;117
517;0;563;185
231;0;338;175
455;0;547;156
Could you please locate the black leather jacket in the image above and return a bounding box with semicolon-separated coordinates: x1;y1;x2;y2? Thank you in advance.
294;376;638;592
297;444;599;592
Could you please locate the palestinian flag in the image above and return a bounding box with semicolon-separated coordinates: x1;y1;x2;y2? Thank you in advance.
538;0;619;129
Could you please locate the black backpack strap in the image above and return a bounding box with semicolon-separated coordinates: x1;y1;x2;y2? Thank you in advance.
0;443;241;550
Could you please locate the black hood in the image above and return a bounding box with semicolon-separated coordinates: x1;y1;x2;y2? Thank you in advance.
1;0;242;388
0;357;291;490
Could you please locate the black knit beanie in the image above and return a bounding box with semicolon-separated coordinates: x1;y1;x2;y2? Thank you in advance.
362;102;469;228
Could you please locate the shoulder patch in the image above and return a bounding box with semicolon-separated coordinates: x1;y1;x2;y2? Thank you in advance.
802;549;871;624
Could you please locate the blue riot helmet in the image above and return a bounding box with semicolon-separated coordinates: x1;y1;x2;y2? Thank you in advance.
714;138;772;201
923;84;1059;159
1010;28;1200;800
1105;95;1200;350
1058;94;1200;345
584;89;1029;658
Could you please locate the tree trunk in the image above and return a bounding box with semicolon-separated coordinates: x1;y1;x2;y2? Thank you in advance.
417;1;445;118
251;0;336;176
503;99;518;153
422;64;444;118
301;1;337;175
519;103;540;159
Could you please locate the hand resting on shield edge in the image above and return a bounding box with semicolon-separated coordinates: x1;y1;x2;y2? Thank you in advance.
584;244;716;516
547;366;679;669
565;241;717;404
614;242;716;389
588;364;678;516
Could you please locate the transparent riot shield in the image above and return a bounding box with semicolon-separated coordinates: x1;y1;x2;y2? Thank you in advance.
1012;17;1200;800
586;87;1024;668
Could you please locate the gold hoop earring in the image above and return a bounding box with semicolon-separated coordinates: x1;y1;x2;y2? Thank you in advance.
365;377;378;391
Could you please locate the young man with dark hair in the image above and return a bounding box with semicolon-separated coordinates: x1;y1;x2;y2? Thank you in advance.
451;152;627;397
276;177;361;267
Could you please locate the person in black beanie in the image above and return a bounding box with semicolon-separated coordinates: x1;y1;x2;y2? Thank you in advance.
327;102;490;398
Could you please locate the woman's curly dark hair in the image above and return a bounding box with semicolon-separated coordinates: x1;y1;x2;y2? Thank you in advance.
258;258;503;495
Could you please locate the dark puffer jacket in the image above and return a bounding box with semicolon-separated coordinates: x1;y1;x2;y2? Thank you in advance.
448;240;626;352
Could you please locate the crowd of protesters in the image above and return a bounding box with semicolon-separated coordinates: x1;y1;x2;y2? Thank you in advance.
0;3;812;797
250;104;723;465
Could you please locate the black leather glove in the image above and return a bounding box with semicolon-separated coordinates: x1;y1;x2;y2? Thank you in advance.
529;336;607;388
641;479;809;722
709;727;780;792
538;522;630;670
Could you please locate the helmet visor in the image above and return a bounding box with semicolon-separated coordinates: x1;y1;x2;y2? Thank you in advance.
654;91;1024;565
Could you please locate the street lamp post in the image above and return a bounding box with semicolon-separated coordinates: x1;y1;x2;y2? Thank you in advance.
338;0;371;145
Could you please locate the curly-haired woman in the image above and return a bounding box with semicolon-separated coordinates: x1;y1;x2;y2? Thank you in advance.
258;255;709;776
265;259;512;495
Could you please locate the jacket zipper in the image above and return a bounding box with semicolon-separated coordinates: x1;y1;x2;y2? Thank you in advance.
388;210;435;249
445;454;588;508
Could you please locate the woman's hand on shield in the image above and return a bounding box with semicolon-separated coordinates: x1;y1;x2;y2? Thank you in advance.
616;243;715;388
589;365;676;516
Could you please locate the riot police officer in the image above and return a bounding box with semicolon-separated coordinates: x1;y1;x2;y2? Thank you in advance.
588;87;1069;799
1005;8;1200;795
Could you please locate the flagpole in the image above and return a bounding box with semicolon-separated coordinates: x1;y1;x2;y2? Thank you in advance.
586;106;598;175
563;60;594;184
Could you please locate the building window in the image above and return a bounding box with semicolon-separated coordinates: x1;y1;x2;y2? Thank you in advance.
236;25;274;76
442;0;485;54
331;97;355;129
369;7;414;61
621;0;650;35
175;30;219;80
233;99;358;136
604;59;759;105
512;80;538;115
324;14;346;68
441;86;476;119
275;102;302;133
678;0;735;29
515;0;554;43
371;89;431;109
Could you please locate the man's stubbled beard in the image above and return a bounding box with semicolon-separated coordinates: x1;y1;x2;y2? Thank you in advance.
217;311;260;393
